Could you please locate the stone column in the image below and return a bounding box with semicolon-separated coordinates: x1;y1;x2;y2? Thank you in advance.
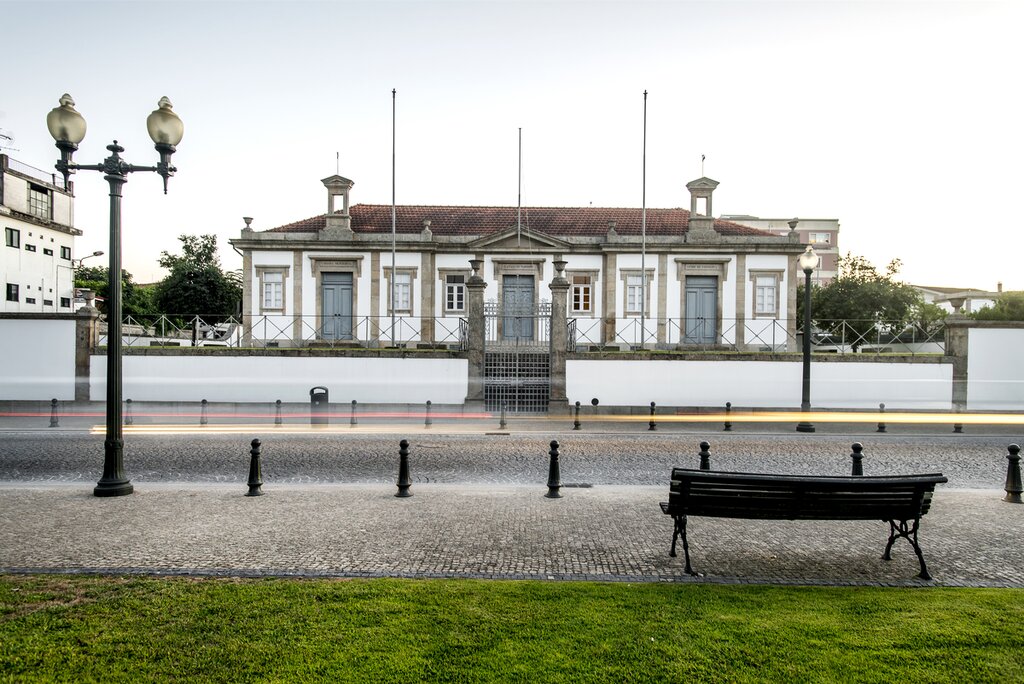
465;259;488;408
549;258;570;412
75;304;99;402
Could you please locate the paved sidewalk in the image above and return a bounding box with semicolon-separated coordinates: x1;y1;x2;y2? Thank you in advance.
1;483;1020;587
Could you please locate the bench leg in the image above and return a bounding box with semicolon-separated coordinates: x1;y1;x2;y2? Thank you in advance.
669;515;698;575
883;519;933;580
679;515;698;576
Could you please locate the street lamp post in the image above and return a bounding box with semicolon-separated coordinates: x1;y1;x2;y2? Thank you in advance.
47;93;183;497
73;250;104;268
796;241;819;433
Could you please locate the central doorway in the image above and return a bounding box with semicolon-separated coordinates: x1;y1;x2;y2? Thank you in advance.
321;272;353;340
684;275;718;344
502;274;535;342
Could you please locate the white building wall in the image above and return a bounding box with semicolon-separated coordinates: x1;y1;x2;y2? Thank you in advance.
744;254;792;348
93;355;469;404
567;359;951;410
967;328;1024;411
0;318;76;399
565;254;603;345
249;250;294;341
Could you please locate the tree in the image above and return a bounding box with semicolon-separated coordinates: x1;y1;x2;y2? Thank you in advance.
971;291;1024;321
809;254;923;350
74;266;158;322
153;235;241;323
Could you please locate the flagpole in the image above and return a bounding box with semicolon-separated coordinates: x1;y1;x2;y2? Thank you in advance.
517;127;522;248
641;90;648;349
391;88;397;346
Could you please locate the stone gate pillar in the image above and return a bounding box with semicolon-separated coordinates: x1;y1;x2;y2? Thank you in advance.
548;258;569;412
944;310;969;412
75;302;99;402
466;259;487;408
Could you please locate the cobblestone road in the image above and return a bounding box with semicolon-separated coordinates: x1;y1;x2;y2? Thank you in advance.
0;430;1017;488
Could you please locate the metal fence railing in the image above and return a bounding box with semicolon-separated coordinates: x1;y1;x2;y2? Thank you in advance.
103;315;468;350
567;317;945;355
103;315;945;356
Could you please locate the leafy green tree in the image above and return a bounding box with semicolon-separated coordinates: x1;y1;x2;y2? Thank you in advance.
74;266;158;322
809;254;923;350
154;235;242;323
971;291;1024;321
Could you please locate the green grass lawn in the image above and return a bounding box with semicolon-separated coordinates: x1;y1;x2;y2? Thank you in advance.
1;575;1021;683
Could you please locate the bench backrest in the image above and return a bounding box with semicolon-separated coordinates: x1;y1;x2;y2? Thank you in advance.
667;469;948;521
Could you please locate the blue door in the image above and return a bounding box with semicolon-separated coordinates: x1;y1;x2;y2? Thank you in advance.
684;276;717;344
322;273;353;340
502;275;534;341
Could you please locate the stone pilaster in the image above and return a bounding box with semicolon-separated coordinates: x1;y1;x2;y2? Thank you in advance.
735;254;746;349
548;259;569;412
602;251;617;346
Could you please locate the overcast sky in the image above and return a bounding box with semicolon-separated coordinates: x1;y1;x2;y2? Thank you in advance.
3;0;1021;289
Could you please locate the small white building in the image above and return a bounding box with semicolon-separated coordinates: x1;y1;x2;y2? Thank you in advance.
231;174;807;351
1;154;81;313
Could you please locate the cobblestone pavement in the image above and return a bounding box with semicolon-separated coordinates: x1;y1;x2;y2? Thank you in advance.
0;483;1020;587
1;414;1021;587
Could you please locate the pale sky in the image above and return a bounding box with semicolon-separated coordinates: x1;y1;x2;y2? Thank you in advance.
3;0;1021;289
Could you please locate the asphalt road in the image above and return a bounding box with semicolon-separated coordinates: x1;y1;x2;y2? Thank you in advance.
0;429;1016;489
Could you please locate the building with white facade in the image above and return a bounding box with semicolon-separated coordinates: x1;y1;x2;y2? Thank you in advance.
1;154;80;313
231;174;807;353
721;216;839;284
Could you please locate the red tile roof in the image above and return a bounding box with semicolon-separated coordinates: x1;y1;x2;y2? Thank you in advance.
264;205;778;238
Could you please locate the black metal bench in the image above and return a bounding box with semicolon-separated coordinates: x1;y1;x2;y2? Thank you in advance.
660;469;948;579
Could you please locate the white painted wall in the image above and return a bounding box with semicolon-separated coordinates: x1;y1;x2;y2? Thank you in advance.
92;355;469;404
0;318;76;399
567;359;952;410
967;328;1024;411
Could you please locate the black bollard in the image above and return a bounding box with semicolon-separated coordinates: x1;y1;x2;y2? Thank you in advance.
545;439;562;498
573;401;581;431
396;439;412;497
246;438;264;497
48;398;59;428
499;401;507;430
723;402;732;432
1004;444;1022;504
850;442;864;476
125;398;134;426
424;400;432;428
649;402;657;431
350;400;358;427
953;421;963;434
200;399;209;426
877;403;887;433
274;399;282;426
698;441;712;471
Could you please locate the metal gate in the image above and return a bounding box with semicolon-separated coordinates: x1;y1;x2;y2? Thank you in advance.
484;300;551;413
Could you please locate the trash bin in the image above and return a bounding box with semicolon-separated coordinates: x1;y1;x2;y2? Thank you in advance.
310;386;329;426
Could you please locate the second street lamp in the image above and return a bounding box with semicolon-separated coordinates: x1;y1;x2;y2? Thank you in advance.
47;93;184;497
796;242;819;433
